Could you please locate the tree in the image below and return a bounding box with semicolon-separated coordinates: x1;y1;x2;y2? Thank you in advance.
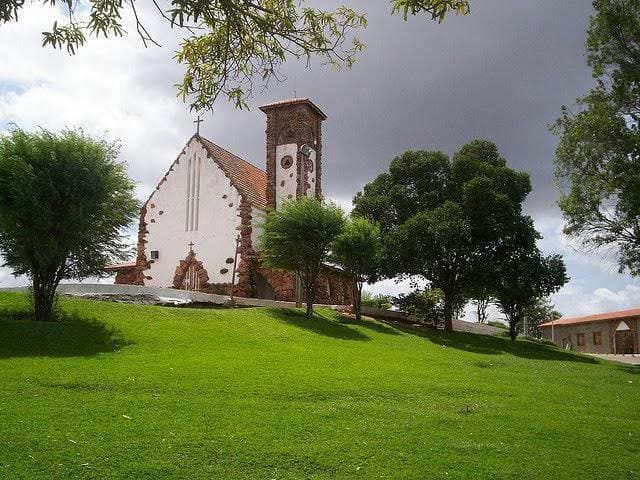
518;297;562;338
353;141;532;331
492;220;568;341
0;128;139;322
259;198;345;318
332;217;381;321
389;201;474;331
471;292;491;324
0;1;469;110
551;0;640;275
393;287;446;325
361;291;393;310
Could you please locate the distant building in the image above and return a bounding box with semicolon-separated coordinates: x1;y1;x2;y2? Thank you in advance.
539;309;639;354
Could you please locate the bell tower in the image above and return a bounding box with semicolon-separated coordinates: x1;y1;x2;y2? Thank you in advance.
259;98;327;210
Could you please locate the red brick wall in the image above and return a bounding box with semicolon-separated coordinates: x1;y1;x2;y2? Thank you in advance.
255;265;353;305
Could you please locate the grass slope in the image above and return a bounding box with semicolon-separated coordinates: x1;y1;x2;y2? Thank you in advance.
0;292;638;479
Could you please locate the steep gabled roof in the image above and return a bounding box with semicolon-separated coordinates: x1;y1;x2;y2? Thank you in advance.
539;307;640;328
198;136;268;210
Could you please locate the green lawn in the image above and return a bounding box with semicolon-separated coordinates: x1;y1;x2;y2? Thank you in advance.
0;292;638;479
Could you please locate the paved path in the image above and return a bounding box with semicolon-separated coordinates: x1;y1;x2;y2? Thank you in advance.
590;354;640;365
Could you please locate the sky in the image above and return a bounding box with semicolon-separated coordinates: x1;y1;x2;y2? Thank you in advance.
1;0;639;319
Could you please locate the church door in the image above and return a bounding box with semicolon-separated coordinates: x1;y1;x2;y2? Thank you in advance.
173;249;209;292
182;261;201;291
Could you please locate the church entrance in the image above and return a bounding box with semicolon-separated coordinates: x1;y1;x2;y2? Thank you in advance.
615;330;634;354
173;248;209;292
614;321;636;354
255;273;276;300
181;262;201;291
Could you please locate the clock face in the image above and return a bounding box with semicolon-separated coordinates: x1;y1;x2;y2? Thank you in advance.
280;155;294;169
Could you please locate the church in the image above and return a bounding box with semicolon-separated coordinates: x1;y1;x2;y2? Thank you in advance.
109;98;353;305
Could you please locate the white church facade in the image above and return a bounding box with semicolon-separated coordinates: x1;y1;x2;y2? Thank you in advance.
109;98;353;305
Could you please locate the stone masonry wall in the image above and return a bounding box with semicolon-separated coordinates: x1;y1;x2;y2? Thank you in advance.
263;102;324;210
256;265;353;305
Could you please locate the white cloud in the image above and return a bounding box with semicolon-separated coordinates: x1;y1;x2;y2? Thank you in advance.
552;281;640;317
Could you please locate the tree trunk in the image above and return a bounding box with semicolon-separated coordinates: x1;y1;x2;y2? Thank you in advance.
443;289;454;332
509;319;517;341
476;296;489;323
305;280;315;318
352;279;361;322
32;275;57;322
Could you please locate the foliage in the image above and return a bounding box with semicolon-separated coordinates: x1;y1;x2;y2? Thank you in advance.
331;217;381;320
551;0;640;275
353;140;534;332
0;291;638;479
393;287;446;325
392;0;470;21
492;220;568;341
360;291;393;310
0;128;138;321
0;0;470;110
516;297;562;338
259;198;345;317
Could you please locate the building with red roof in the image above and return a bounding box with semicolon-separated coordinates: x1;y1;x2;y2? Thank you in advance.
539;308;639;354
107;99;352;305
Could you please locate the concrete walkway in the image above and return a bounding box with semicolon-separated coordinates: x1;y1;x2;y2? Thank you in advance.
1;283;503;336
589;354;640;365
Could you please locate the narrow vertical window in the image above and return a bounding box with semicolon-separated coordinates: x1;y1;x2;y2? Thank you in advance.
194;156;201;230
189;153;196;230
185;155;192;230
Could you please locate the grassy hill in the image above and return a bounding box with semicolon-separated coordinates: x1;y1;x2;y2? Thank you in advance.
0;291;638;479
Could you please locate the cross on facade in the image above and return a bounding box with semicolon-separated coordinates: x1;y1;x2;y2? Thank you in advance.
194;116;203;135
188;241;194;251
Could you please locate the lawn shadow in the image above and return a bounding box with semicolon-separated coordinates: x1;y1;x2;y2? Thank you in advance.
338;315;401;336
618;364;640;375
268;308;370;341
391;323;599;364
0;307;132;359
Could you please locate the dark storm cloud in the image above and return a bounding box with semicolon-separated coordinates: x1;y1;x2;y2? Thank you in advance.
201;0;595;217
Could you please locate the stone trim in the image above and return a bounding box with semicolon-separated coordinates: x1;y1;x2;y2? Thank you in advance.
234;196;258;298
609;318;638;354
172;250;210;289
262;102;325;210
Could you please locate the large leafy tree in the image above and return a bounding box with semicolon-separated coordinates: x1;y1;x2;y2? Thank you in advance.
331;216;381;321
489;215;568;340
353;140;532;331
259;198;345;318
493;249;568;341
0;128;139;322
0;1;469;110
552;0;640;275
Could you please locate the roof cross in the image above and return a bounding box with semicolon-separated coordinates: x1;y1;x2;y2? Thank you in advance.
194;116;203;135
188;241;195;251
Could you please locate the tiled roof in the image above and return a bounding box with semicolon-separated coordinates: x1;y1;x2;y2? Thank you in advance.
105;262;137;271
198;136;268;210
259;98;327;120
539;307;640;328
